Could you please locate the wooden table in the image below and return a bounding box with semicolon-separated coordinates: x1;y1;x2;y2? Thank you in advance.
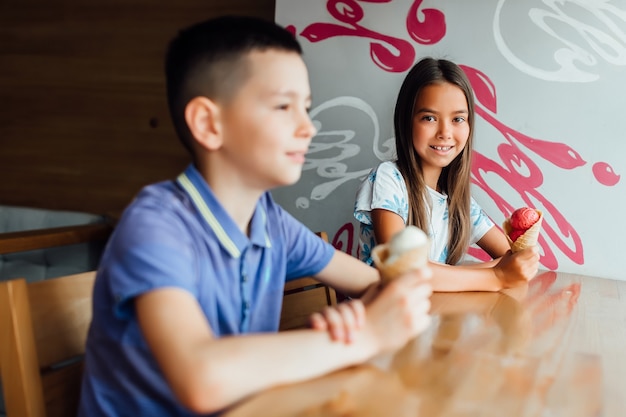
223;271;626;417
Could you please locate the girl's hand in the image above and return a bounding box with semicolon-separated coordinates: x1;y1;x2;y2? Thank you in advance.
494;246;540;288
309;299;366;344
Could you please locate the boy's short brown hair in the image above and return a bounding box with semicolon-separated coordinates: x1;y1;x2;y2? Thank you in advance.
165;15;302;155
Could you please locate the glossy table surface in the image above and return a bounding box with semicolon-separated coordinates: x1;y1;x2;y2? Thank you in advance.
224;271;626;417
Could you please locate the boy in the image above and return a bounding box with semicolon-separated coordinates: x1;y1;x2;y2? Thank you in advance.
78;15;432;416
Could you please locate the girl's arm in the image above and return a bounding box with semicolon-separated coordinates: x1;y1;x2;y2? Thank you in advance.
475;225;510;259
426;258;534;292
458;226;511;269
371;208;539;292
371;208;406;244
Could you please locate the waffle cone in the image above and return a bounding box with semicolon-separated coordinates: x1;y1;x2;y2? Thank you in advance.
371;242;429;284
503;210;543;252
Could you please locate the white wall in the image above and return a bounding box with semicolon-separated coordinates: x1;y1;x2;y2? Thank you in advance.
274;0;625;281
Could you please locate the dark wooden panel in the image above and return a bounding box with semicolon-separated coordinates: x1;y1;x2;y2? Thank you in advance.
0;0;276;213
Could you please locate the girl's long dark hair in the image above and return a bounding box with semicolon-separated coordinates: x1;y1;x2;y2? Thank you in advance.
393;57;475;265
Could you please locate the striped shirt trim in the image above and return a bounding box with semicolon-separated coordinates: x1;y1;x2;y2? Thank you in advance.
259;203;272;248
177;172;241;258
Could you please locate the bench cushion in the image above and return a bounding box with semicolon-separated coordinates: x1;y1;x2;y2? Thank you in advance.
0;205;107;282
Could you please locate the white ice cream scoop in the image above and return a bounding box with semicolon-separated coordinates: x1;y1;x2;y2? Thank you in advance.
371;226;430;284
387;225;428;264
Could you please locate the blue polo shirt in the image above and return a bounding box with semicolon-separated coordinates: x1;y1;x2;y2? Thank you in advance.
78;164;335;416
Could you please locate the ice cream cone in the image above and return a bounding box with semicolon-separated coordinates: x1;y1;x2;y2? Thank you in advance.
503;210;543;252
371;242;429;284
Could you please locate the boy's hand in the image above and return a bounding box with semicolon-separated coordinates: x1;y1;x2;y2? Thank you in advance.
494;246;540;289
309;299;366;344
364;267;433;354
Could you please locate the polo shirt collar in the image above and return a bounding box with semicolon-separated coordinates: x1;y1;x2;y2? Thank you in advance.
176;164;271;258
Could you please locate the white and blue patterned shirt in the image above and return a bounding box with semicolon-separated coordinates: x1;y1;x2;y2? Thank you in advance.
354;161;494;265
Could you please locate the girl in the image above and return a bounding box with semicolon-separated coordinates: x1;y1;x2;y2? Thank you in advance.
354;57;539;292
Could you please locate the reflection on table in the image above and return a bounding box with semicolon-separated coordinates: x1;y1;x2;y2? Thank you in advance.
223;271;626;417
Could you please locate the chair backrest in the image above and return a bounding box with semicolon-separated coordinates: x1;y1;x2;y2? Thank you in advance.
0;271;96;417
0;223;113;255
0;220;113;282
279;232;338;331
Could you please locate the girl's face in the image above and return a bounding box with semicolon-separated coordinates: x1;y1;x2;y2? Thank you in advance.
411;82;470;188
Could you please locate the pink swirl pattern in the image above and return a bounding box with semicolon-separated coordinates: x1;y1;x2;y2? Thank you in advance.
285;1;620;270
463;64;590;268
332;221;355;255
297;0;444;72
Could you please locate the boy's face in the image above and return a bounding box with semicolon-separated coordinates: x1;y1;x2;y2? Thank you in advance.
217;50;316;191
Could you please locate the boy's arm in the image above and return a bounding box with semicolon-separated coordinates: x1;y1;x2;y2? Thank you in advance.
312;249;380;298
136;268;432;414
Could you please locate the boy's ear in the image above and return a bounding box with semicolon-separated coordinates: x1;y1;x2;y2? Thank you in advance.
184;96;223;151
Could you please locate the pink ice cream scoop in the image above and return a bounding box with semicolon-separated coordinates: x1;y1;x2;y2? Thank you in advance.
504;207;543;249
508;228;525;243
509;207;540;231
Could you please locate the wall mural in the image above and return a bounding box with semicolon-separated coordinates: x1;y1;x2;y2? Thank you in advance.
274;0;624;280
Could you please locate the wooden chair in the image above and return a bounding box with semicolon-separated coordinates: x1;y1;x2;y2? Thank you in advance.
279;232;338;331
0;271;96;417
0;230;334;417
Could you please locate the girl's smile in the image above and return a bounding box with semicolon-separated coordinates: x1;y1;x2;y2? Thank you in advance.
430;145;454;153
